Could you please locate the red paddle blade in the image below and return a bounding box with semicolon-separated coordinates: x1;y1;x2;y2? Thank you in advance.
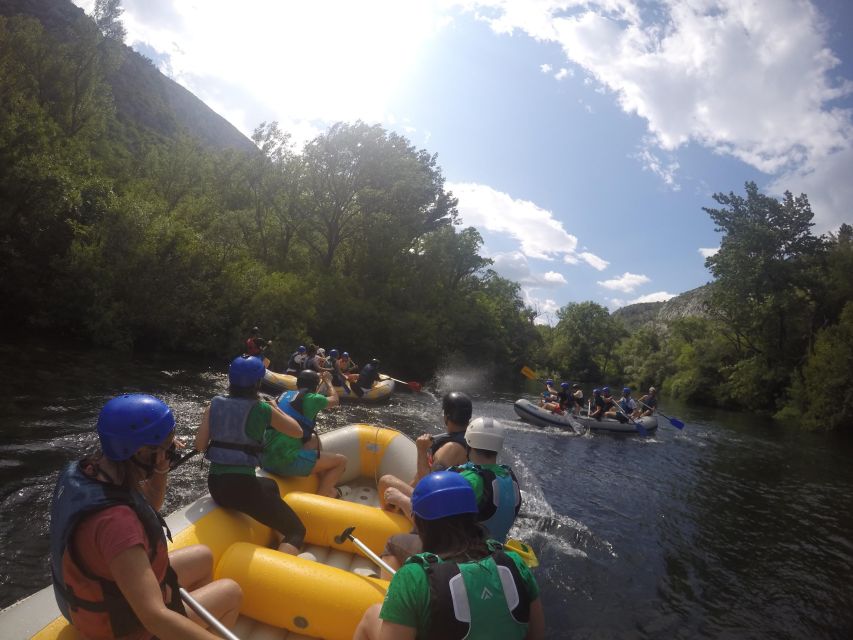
408;381;422;392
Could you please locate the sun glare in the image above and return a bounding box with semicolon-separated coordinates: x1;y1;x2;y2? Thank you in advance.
106;1;450;138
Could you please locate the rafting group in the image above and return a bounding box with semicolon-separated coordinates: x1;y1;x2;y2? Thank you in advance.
538;380;658;422
45;352;544;640
244;327;384;398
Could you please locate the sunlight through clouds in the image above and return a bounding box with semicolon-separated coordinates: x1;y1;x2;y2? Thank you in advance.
83;0;450;143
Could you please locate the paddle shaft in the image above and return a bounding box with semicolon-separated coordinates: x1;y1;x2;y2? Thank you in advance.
347;533;397;576
607;396;647;435
639;400;684;428
179;588;241;640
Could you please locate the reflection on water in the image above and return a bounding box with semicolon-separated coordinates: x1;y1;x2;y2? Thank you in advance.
2;345;853;639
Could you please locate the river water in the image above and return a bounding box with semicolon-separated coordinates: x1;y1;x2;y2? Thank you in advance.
1;345;852;639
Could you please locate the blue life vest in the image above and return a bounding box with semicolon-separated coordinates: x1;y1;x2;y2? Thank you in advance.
277;390;315;442
407;541;531;640
453;462;521;543
50;462;183;635
205;396;263;466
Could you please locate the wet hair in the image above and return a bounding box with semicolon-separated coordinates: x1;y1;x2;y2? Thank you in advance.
414;512;489;563
307;344;318;357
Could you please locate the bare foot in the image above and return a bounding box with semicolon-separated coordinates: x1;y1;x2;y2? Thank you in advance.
278;541;299;555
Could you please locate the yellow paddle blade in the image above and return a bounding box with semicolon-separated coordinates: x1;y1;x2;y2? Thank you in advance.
520;366;537;380
505;538;539;569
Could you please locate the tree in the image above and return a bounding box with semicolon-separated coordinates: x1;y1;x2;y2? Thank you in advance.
93;0;127;42
550;302;626;381
703;182;826;410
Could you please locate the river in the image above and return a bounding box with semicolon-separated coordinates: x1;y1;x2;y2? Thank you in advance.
1;345;852;639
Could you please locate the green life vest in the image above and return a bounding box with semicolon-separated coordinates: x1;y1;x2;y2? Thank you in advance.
406;541;530;640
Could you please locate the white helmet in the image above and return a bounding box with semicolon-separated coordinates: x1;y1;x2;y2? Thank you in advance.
465;417;505;453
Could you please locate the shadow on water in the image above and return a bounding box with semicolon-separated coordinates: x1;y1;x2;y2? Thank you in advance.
3;352;853;640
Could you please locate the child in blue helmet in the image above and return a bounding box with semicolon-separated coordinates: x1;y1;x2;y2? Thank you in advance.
354;472;545;640
195;356;307;555
50;394;241;640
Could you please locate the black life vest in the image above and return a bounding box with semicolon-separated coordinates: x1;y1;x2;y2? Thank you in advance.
409;543;531;640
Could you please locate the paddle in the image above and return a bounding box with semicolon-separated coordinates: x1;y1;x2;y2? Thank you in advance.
505;538;539;569
520;365;538;380
335;526;397;576
639;400;685;429
180;588;242;640
387;376;423;393
608;396;647;436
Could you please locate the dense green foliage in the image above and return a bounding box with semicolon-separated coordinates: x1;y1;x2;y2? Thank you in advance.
533;184;853;431
0;14;540;379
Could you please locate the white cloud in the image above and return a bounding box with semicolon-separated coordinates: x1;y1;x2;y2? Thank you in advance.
554;67;571;80
492;252;568;287
540;63;552;73
543;271;568;284
466;0;853;228
698;247;719;258
597;272;650;292
629;291;676;304
578;251;608;271
634;144;680;190
450;182;607;268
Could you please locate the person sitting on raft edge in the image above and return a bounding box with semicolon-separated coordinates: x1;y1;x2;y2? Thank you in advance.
50;393;242;640
380;416;523;577
352;358;382;397
245;326;271;368
195;355;307;556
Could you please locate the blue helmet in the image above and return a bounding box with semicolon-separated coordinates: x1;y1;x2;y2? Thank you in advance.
411;471;478;520
297;345;306;353
97;394;175;461
602;386;610;394
545;379;554;386
329;348;339;358
229;355;265;387
342;352;350;358
561;382;570;389
593;388;601;395
623;387;631;394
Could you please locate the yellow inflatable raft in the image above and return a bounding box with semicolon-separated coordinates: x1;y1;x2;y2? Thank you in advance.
3;424;417;640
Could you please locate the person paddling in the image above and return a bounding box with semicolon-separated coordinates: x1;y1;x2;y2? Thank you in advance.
245;326;271;368
353;472;545;640
285;345;307;375
639;386;658;417
50;394;242;640
352;358;382;397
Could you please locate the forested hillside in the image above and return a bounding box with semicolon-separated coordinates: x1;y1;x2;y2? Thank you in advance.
0;2;540;381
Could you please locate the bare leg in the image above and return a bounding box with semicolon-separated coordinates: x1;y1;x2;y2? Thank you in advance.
313;451;347;498
353;603;382;640
185;578;242;630
169;545;213;590
377;474;413;509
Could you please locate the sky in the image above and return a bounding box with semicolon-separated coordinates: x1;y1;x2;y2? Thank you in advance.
74;0;853;322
